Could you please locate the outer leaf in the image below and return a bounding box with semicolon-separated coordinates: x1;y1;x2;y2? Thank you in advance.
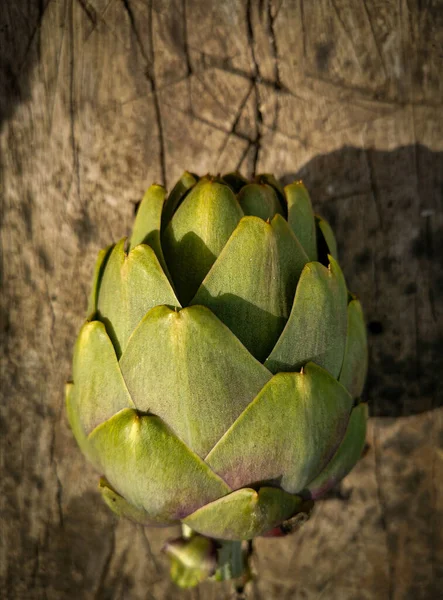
206;363;353;495
65;383;100;470
119;305;272;458
237;183;284;221
86;245;113;319
306;403;368;499
129;185;171;279
316;216;338;259
88;408;230;523
72;321;134;434
222;171;249;194
265;256;348;377
97;239;180;356
98;477;164;526
184;487;304;541
339;298;368;398
162;178;243;305
191;215;309;362
161;171;198;229
285;181;317;261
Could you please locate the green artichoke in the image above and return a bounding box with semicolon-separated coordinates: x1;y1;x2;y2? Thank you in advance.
66;172;368;585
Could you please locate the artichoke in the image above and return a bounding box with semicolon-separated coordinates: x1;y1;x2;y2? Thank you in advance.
66;172;368;586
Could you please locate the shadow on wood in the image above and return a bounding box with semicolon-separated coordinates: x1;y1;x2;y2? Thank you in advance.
283;144;443;418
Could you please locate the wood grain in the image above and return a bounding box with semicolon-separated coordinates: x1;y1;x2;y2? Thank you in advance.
1;1;442;598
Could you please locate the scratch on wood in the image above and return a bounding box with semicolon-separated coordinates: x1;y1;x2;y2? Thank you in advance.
18;0;53;73
300;0;307;62
48;4;67;135
76;0;97;26
361;0;388;80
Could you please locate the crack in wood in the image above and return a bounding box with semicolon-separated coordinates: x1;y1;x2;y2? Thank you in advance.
267;0;281;131
93;528;116;599
69;0;81;201
373;424;394;600
246;0;263;175
216;83;254;165
120;0;166;185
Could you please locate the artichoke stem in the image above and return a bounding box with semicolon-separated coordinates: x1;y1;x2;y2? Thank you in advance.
214;538;248;582
178;524;252;586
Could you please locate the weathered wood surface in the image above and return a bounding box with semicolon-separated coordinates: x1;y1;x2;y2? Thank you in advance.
1;1;443;598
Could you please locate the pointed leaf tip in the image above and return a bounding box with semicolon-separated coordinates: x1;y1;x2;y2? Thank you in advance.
339;298;368;398
206;363;353;495
162;179;243;305
285;182;317;261
88;408;230;523
162;172;198;229
265;255;347;377
192;215;308;361
86;244;114;319
120;304;271;457
96;239;180;355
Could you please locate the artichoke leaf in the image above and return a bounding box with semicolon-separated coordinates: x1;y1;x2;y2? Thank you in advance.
191;215;309;362
86;244;114;320
206;363;353;495
99;477;170;526
162;177;243;305
97;238;180;356
237;183;285;221
72;321;134;435
316;215;338;260
120;304;272;458
88;408;230;523
265;255;348;377
255;173;286;204
306;403;368;499
222;171;249;194
129;184;171;281
339;298;368;398
65;382;101;471
161;171;198;230
183;487;304;541
285;181;317;261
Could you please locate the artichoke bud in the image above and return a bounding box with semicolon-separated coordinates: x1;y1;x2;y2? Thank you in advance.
67;170;368;581
237;182;285;221
163;533;218;588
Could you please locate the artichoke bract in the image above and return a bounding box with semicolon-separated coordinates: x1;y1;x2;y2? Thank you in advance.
66;172;368;584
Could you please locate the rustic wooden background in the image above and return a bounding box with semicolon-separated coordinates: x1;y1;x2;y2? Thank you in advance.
1;1;443;598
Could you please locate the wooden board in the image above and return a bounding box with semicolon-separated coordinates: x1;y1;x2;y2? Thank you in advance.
1;1;442;598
